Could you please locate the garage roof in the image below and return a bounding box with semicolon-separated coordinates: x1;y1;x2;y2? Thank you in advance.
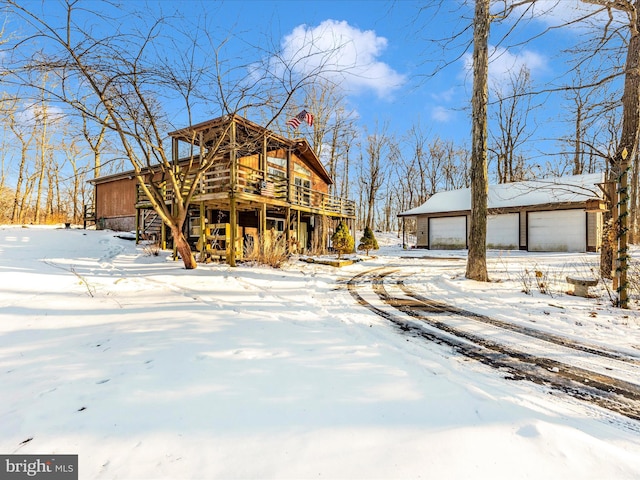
398;172;605;217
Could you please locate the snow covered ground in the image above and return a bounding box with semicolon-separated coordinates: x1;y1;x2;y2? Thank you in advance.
1;225;639;479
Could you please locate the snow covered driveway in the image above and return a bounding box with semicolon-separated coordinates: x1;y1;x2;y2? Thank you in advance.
2;226;640;479
348;266;640;422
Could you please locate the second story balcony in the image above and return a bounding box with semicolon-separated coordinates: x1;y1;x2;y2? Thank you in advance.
136;162;356;218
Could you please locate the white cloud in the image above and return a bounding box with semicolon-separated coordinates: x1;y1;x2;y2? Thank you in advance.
462;45;547;91
515;0;613;28
431;105;454;123
431;87;457;103
274;20;405;98
502;0;625;30
15;103;65;129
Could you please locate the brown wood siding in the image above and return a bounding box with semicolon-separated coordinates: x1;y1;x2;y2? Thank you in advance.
586;211;602;252
416;215;428;247
291;153;329;194
96;178;137;219
519;211;527;249
239;153;259;170
311;171;329;194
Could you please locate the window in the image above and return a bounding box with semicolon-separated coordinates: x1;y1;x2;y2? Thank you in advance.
266;217;285;232
267;156;286;179
267;156;286;167
268;167;286;178
294;177;311;206
294;163;311;177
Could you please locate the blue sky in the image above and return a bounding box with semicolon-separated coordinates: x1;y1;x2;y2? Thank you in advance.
177;0;619;169
7;0;625;179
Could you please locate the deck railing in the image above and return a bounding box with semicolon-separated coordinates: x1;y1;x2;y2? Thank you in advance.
136;163;356;216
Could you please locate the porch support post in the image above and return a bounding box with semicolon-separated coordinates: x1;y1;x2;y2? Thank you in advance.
229;196;237;267
135;208;140;244
230;119;237;191
261;135;267;177
260;203;267;255
285;206;291;253
286;147;292;203
199;201;206;261
296;209;301;252
228;117;238;267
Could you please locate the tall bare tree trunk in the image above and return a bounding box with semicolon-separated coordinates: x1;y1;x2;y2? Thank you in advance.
466;0;490;282
631;150;639;243
585;0;640;309
615;13;639;308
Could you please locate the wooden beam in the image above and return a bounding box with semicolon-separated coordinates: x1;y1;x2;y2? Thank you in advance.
297;208;301;253
229;196;237;267
228;118;238;267
285;206;291;253
199;201;205;261
135;208;140;244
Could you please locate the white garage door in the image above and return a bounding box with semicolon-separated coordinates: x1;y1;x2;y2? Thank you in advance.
528;210;586;252
487;213;519;249
429;216;466;249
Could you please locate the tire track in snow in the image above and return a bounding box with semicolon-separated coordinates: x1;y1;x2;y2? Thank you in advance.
347;267;640;424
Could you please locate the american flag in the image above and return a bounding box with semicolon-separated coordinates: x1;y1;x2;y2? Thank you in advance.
286;109;314;129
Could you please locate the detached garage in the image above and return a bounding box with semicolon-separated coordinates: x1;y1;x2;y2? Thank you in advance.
398;173;605;253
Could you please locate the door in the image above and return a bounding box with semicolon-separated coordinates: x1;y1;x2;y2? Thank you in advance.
487;213;518;249
528;210;586;252
429;216;466;249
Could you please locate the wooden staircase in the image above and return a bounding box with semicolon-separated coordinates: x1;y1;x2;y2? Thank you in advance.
140;210;163;242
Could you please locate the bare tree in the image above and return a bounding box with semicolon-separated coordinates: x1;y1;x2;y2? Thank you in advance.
581;0;639;308
6;1;336;269
489;65;538;183
466;0;490;282
359;123;389;230
6;97;35;223
81;107;110;179
298;80;358;197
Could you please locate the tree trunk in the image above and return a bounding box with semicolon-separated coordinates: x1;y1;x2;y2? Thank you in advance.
600;206;615;279
631;150;639;244
170;225;197;269
611;1;639;307
465;0;490;282
11;144;28;223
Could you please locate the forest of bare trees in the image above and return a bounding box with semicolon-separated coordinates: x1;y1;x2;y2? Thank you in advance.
0;0;638;281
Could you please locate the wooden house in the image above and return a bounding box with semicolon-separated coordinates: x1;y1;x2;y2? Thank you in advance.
88;115;356;263
397;173;606;252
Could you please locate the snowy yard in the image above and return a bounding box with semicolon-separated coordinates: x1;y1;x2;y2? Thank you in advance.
1;225;640;479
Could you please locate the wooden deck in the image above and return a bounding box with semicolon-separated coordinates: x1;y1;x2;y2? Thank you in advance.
135;163;356;218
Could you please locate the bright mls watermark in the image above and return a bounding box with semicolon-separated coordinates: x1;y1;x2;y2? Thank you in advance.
0;455;77;480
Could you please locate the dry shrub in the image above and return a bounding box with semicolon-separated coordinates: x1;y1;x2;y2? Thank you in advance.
140;234;161;256
244;232;289;268
518;264;559;297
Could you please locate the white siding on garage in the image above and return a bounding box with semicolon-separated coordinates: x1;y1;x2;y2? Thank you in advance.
429;216;466;249
487;213;519;249
528;210;586;252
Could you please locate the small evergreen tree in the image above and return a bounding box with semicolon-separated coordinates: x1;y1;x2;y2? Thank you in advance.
358;226;379;255
331;220;354;259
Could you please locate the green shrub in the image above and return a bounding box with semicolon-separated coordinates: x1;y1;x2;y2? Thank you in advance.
331;221;354;259
358;226;379;255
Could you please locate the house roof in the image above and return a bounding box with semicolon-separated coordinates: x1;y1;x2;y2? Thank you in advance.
170;114;333;185
91;114;333;185
398;172;606;217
